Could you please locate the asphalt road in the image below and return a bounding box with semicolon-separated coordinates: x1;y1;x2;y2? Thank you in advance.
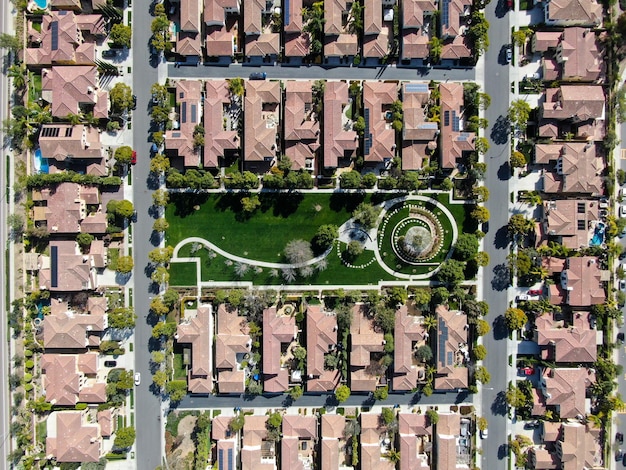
176;390;473;410
168;62;475;82
132;1;162;468
480;1;514;468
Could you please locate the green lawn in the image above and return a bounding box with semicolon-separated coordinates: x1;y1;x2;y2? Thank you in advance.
166;192;388;262
172;351;187;380
29;72;42;104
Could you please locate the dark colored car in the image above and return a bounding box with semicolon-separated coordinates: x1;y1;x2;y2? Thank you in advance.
104;360;117;367
102;49;117;58
131;150;137;165
249;72;267;80
618;432;624;444
620;250;626;260
618;333;625;344
131;95;137;110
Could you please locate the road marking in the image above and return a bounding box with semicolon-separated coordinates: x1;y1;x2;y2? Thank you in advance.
622;149;626;160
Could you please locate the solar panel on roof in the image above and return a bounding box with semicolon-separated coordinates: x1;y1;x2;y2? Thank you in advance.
452;111;460;132
284;0;290;25
442;0;450;28
51;21;59;51
51;245;58;288
65;127;73;137
59;10;67;15
172;132;181;138
447;351;453;366
181;102;187;124
405;83;429;93
227;448;233;470
218;449;223;470
444;110;450;127
191;104;197;123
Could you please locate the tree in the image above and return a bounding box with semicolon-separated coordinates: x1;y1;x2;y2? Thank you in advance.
75;232;94;250
335;384;351;403
429;37;442;62
345;240;364;260
162;289;179;309
293;346;307;361
353;116;365;135
340;170;362;189
109;24;132;48
477;417;488;431
108;199;135;218
415;345;433;362
412;289;431;309
303;1;326;55
151;83;168;106
289;385;304;400
152;370;167;388
508;99;531;130
508;214;534;237
0;33;21;52
474;137;490;155
467;11;490;56
150;297;170;316
152;189;169;207
152;321;177;339
153;218;169;232
148;246;174;264
472;185;489;203
267;412;283;429
110;83;134;114
475;366;491;384
114;427;136;449
229;414;245;433
473;344;487;361
374;305;396;333
116;256;134;274
8;63;27;90
384;449;401;464
108;307;136;329
476;319;490;336
373;386;388;401
435;259;466;286
241;195;261;213
505;384;527;408
425;409;439;425
151;266;170;285
453;233;479;261
151;351;165;364
284;239;313;265
314;224;339;250
475;251;490;267
165;380;188;402
227;78;245;97
353;203;382;229
504;308;528;331
471;206;490;224
510;151;526;168
114;146;133;165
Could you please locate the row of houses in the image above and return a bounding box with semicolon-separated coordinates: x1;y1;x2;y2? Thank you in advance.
174;302;469;395
164;78;475;175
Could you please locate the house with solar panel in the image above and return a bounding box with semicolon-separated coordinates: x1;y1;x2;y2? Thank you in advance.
434;305;469;390
322;81;359;170
212;416;240;470
401;82;439;171
439;82;475;172
165;80;203;167
243;0;280;63
362;81;398;168
283;0;311;61
439;0;473;64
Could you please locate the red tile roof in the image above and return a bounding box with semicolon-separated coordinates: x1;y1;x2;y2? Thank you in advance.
439;82;475;169
535;312;597;363
322;81;358;168
176;305;213;394
165;80;203;167
284;81;320;170
363;81;397;163
537;367;595;418
203;80;239;168
350;304;384;391
262;306;297;392
306;305;340;392
393;303;427;391
244;80;281;165
215;304;250;394
46;411;101;463
41;66;106;118
435;305;468;390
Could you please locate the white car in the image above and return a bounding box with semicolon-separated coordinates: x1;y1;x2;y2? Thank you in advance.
621;205;626;217
480;428;488;439
620;280;626;291
134;372;141;386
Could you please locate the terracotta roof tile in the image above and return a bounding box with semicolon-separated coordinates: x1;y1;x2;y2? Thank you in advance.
46;412;101;463
439;82;475;169
176;304;212;393
363;81;397;163
322;81;358;168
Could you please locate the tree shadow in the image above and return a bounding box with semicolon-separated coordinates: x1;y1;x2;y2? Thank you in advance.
494;225;510;249
150;230;162;246
329;192;366;213
490;115;510;145
455;390;470;403
491;390;509;416
259;192;304;218
497;161;512;181
146;173;161;190
170;192;209;217
491;263;511;291
494;0;510;18
492;315;509;340
498;443;508;459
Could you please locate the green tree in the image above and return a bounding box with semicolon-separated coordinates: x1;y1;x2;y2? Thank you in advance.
374;305;396;333
0;33;21;52
116;256;134;274
435;259;466;286
471;206;490;224
151;83;168;106
148;246;174;264
474;137;490;155
340;170;362;189
150;154;170;174
150;296;170;316
353;116;365;135
108;307;137;329
151;351;165;364
227;78;245;97
267;412;283;429
504;308;528;331
477;416;488;431
353;203;382;229
75;232;94;249
345;240;364;260
153;218;170;233
313;224;339;251
152;370;167;388
114;146;133;165
508;99;531;130
289;385;304;400
476;319;490;336
114;427;136;449
373;386;388;401
152;189;169;207
162;289;179;309
109;24;132;48
241;195;261;213
152;321;177;339
473;344;487;361
472;185;489;203
510;151;526;168
229;414;245;433
425;409;439;425
508;214;534;236
302;1;326;55
166;380;188;402
429;37;442;62
415;345;433;362
110;83;134;113
453;233;479;261
475;251;490;267
335;384;351;403
475;366;491;384
151;266;170;285
8;63;27;90
384;449;401;464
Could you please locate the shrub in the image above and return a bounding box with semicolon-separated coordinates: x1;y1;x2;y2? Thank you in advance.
24;373;33;383
25;360;34;369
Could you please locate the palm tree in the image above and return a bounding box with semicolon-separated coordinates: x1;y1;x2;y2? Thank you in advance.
66;113;82;125
422;315;438;331
384;449;401;464
8;63;27;91
429;37;443;63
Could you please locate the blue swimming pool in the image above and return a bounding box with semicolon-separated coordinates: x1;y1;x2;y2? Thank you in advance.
590;222;605;246
33;0;48;8
34;148;49;174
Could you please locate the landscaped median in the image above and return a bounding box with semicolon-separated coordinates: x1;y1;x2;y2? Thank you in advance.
165;191;471;287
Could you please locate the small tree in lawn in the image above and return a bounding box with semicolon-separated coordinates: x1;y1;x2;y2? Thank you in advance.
345;240;363;261
284;239;313;264
241;195;261;213
114;146;133;165
335;384;351;403
313;224;339;251
471;206;490;224
153;218;169;232
114;427;136;449
352;203;382;229
116;256;134;274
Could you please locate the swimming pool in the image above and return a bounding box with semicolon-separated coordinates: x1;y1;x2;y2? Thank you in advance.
34;148;49;174
33;0;48;8
590;222;605;246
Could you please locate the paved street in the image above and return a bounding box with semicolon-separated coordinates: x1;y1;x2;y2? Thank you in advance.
132;1;162;468
168;62;475;82
480;2;513;469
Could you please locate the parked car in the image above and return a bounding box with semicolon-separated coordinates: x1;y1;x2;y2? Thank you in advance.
249;72;267;80
517;294;538;302
520;367;535;376
618;432;624;444
506;46;512;63
507;0;514;8
102;49;118;58
524;421;540;429
620;279;626;291
131;95;137;111
620;205;626;217
528;289;543;296
480;428;488;439
618;449;624;462
134;372;141;386
131;150;137;165
618;332;625;344
104;360;117;367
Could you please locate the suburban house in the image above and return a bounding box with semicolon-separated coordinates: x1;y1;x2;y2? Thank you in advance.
533;367;595;418
360;413;395;470
211;416;239;469
46;411;103;463
177;0;202;60
281;415;317;470
439;82;475;170
539;85;605;140
362;81;398;165
243;0;280;61
41;353;106;405
305;305;340;392
528;422;603;470
41;66;108;119
535;142;604;196
440;0;472;62
204;0;239;59
215;304;251;394
322;81;358;169
393;302;428;391
165;80;203;167
39;124;106;175
25;10;105;66
532;30;563;54
262;305;298;392
176;304;213;394
320;414;348;470
324;0;358;61
541;0;602;26
362;0;391;63
350;304;385;392
244;80;281;173
42;297;106;349
39;240;98;292
401;82;438;170
241;415;277;470
542;256;607;306
203;80;239;168
434;305;469;390
398;413;432;470
535;311;598;363
284;80;320;171
536;28;604;82
401;0;436;62
540;199;601;249
436;412;471;470
283;0;310;59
